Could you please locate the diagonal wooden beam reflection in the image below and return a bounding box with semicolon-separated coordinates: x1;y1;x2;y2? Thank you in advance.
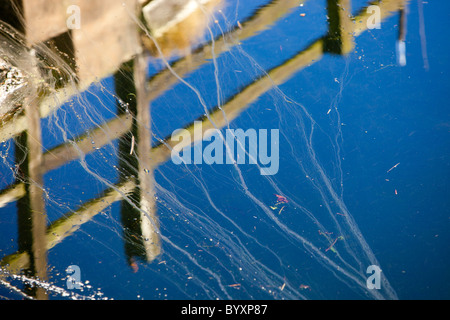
145;0;305;102
1;179;136;275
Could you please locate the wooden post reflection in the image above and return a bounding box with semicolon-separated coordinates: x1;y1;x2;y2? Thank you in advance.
325;0;354;55
134;54;161;262
115;55;160;268
14;92;48;299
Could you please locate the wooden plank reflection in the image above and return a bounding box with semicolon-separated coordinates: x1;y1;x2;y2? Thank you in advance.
1;179;136;274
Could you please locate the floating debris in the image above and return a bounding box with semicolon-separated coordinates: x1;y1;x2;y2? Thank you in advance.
299;284;310;291
325;236;344;253
274;194;288;203
387;162;400;173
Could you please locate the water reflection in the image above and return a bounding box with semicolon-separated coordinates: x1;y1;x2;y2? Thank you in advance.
0;0;409;300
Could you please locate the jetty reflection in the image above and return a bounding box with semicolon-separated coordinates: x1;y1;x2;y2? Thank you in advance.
0;0;408;299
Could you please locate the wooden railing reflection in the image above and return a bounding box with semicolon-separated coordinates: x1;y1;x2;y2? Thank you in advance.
0;0;407;299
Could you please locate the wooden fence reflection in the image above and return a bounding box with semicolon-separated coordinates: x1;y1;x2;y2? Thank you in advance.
0;0;407;299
